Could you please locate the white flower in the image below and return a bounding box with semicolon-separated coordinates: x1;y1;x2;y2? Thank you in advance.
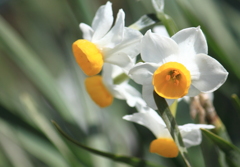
151;0;164;13
85;63;143;107
153;25;169;37
129;27;228;109
123;105;215;157
72;1;142;76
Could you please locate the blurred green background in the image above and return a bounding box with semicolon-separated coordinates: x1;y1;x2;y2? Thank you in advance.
1;0;240;166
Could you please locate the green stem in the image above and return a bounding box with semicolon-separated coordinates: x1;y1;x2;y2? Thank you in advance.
156;13;178;36
52;121;163;167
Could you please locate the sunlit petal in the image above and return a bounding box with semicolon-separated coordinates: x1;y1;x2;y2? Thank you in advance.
172;27;208;57
190;54;228;93
141;30;179;64
92;1;113;41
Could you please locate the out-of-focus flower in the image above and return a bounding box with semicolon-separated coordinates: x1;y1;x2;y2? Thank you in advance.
72;1;142;76
123;105;215;158
151;0;164;13
85;63;143;107
129;27;228;109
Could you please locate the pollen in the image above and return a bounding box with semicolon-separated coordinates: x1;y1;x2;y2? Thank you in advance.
85;75;113;107
72;39;104;76
150;137;179;158
152;62;191;99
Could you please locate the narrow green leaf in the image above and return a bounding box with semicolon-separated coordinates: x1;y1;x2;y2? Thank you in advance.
153;91;191;167
52;121;163;167
201;129;240;167
200;131;223;167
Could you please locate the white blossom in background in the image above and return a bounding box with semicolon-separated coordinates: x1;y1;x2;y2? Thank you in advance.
72;1;142;76
85;63;143;108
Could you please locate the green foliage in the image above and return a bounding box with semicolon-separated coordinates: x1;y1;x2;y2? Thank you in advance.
202;129;240;167
53;121;162;167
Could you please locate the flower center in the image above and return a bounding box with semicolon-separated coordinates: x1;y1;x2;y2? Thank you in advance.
150;138;179;158
85;75;113;107
72;39;103;76
152;62;191;99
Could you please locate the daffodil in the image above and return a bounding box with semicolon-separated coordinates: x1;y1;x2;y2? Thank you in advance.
85;63;143;107
123;105;215;158
72;1;142;76
129;27;228;109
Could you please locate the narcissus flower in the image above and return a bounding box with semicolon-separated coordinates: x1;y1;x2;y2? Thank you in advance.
129;27;228;109
85;63;143;107
123;105;215;158
72;1;142;76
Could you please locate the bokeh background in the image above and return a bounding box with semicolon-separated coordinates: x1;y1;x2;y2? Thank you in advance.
1;0;240;166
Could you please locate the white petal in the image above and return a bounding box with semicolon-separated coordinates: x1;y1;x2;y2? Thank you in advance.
96;9;125;48
171;27;208;58
104;27;142;59
112;83;142;107
92;1;113;41
102;63;114;86
190;54;228;93
104;53;135;72
141;30;179;64
187;84;201;97
153;25;169;37
142;85;157;110
110;64;125;78
123;109;171;138
180;127;202;148
79;23;93;41
179;123;215;148
129;62;158;85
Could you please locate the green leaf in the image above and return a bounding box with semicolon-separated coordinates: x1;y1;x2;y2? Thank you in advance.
52;121;163;167
200;131;224;167
201;129;240;167
153;91;191;167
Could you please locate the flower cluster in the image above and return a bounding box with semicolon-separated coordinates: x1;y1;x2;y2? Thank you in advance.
72;1;228;158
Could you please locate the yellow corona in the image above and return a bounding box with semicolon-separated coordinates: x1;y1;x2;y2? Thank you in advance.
85;75;113;107
72;39;104;76
150;138;179;158
153;62;191;99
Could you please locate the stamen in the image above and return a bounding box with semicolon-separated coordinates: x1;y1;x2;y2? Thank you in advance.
150;138;179;158
165;75;171;81
72;39;103;76
85;75;113;107
152;62;191;99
